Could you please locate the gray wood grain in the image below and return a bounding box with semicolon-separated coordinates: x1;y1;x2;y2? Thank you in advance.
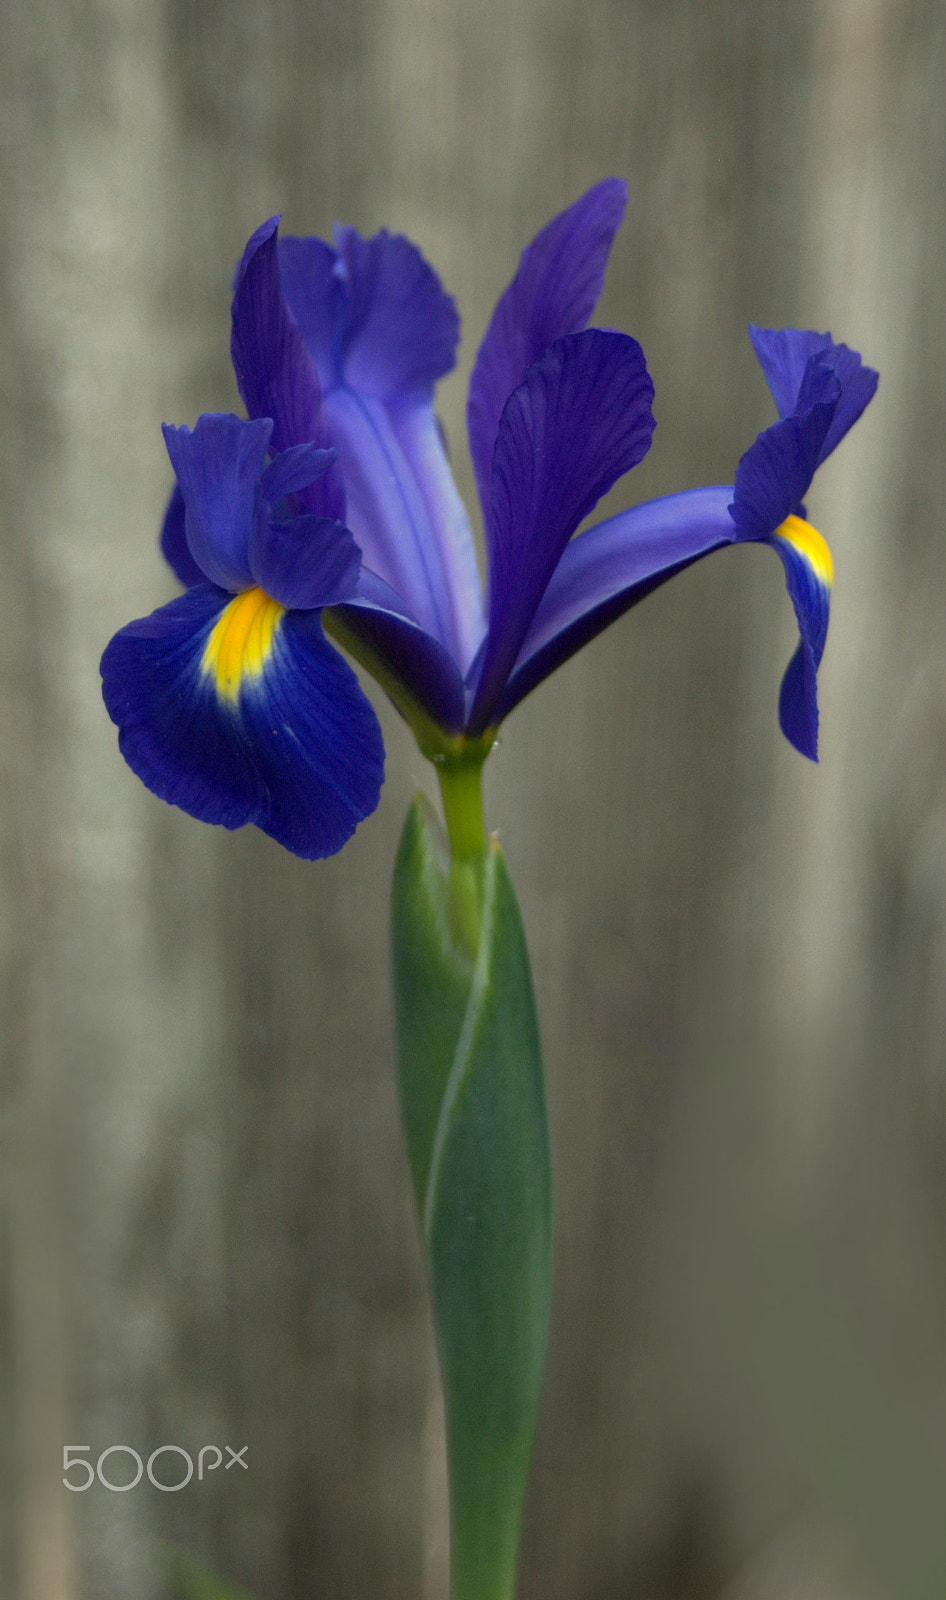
2;1;944;1597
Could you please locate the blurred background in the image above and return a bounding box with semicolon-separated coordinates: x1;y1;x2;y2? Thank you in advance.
2;0;945;1596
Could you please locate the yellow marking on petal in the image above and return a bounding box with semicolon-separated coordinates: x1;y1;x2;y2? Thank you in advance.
775;513;834;587
202;587;285;702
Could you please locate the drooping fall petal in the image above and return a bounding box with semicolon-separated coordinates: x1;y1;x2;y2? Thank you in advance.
102;583;384;858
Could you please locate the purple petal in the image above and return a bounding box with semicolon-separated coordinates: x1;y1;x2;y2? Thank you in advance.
248;514;361;610
279;227;459;402
330;226;459;400
163;414;271;591
729;363;839;543
749;326;879;464
259;442;338;506
778;641;818;759
276;234;345;389
328;569;468;735
468;327;655;732
231;217;344;521
320;386;484;668
280;226;483;667
749;326;831;419
466;179;627;513
101;583;384;859
496;487;831;762
770;520;832;760
160;482;204;588
385;402;486;670
496;487;735;720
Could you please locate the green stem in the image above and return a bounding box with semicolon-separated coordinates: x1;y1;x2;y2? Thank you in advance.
436;758;487;861
323;604;495;958
436;757;489;959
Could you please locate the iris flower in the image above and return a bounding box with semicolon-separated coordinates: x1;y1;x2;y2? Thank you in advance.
101;181;877;859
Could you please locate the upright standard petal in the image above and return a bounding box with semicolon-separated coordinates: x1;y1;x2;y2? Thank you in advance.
274;233;345;389
163;413;272;592
330;225;460;401
101;584;384;859
387;399;486;671
231;217;344;521
468;328;655;732
749;326;879;465
466;179;627;512
281;225;484;670
279;228;460;401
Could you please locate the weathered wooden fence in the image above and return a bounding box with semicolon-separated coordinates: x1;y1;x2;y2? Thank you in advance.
3;1;946;1596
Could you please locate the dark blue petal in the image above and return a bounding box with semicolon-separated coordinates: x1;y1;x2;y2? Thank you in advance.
468;328;655;732
778;641;818;759
467;179;627;513
101;584;384;859
328;569;468;735
163;414;271;591
496;487;735;720
770;519;833;760
249;514;361;610
160;482;204;588
749;325;878;464
231;217;344;521
729;364;839;543
259;442;338;507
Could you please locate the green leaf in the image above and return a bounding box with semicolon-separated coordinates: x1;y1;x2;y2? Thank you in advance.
392;795;552;1600
169;1551;258;1600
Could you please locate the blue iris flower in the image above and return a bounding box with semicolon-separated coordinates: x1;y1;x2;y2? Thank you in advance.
101;181;877;859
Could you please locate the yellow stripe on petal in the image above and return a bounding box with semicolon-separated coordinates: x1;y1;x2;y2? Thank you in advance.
774;514;834;588
202;587;285;702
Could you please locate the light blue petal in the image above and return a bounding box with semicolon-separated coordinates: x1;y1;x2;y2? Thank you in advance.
331;225;460;400
281;226;484;670
322;386;483;669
